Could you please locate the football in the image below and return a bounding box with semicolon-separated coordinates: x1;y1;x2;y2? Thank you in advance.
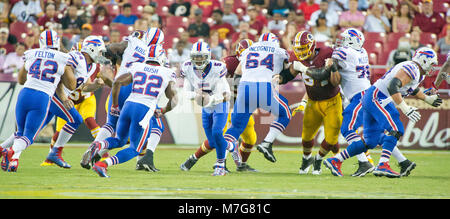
195;92;210;106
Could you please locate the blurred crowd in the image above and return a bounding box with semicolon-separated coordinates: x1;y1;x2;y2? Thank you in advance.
0;0;449;75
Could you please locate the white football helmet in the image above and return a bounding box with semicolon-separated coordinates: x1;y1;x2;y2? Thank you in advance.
258;32;279;46
81;36;107;63
39;30;60;50
339;28;365;51
146;44;166;66
144;27;165;46
190;41;211;70
412;47;438;75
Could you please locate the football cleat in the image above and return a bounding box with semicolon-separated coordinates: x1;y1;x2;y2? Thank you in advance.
46;147;71;168
228;142;242;167
40;159;55;167
1;148;14;171
311;156;322;175
136;150;160;172
80;141;102;170
323;157;343;177
373;162;400;178
351;161;375;177
398;159;416;177
256;141;276;163
236;163;258;172
180;155;198;171
212;165;226;176
92;161;110;178
7;159;19;172
298;156;314;174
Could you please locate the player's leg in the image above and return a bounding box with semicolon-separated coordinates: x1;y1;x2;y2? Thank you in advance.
95;84;132;142
211;102;230;175
340;96;375;177
180;109;215;171
91;102;145;177
299;99;323;174
257;83;292;163
136;115;164;172
40;116;66;166
79;95;100;138
371;101;404;178
3;89;51;172
44;95;84;168
237;115;258;172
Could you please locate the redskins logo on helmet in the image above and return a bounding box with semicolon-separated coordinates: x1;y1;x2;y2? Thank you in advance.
131;30;146;40
293;31;316;61
235;39;253;56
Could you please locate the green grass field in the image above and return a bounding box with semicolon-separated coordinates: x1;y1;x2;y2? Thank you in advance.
1;143;450;199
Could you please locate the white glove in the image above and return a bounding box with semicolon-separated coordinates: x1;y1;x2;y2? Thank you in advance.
397;101;421;123
293;61;308;73
424;94;442;107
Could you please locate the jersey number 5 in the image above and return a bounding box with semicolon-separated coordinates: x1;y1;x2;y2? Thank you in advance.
132;72;163;97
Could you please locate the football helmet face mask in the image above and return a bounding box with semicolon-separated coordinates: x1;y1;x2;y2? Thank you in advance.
144;27;164;46
190;41;211;70
338;28;365;51
293;31;316;61
412;47;438;76
235;39;253;57
39;30;60;50
81;35;107;63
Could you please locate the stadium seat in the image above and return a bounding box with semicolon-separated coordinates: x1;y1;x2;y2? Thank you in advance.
433;0;449;13
438;54;447;66
106;4;121;17
110;23;133;38
370;68;385;84
419;32;437;47
91;24;110;37
131;5;144;17
368;53;378;65
9;21;31;39
364;32;386;45
165;16;189;29
365;42;383;57
153;0;174;8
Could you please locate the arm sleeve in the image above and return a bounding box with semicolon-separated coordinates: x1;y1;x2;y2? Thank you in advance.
182;78;196;100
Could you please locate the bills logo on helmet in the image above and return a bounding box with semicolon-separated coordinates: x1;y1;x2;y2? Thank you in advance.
85;39;102;47
416;50;435;58
347;29;362;43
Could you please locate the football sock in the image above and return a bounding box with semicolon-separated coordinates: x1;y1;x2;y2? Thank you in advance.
194;140;213;159
239;142;253;163
379;149;392;163
356;153;369;162
85;117;99;138
263;127;281;143
147;132;161;153
392;147;407;163
105;147;139;166
95;124;114;142
11;137;30;159
302;140;314;156
318;141;332;158
53;126;75;148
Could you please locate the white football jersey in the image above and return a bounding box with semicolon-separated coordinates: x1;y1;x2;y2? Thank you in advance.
374;61;424;98
332;46;371;100
65;51;91;96
239;41;289;83
116;36;148;79
126;62;176;112
23;48;71;96
180;59;230;107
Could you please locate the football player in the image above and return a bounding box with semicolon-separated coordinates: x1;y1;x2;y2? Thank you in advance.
184;39;258;172
276;31;342;175
83;44;178;177
332;28;417;177
324;47;442;177
81;28;166;171
40;41;113;167
1;30;77;172
225;33;292;165
179;41;234;176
